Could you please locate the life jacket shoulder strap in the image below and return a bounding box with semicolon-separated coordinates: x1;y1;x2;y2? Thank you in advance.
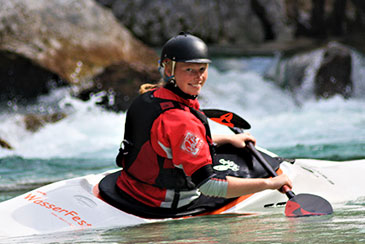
116;90;187;168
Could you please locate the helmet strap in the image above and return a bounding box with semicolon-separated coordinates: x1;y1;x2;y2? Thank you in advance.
161;60;176;85
170;61;177;86
171;61;176;77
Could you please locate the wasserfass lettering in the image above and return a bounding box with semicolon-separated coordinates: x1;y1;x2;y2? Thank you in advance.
24;191;92;227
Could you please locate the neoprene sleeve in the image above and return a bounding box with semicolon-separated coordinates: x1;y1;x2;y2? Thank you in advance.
199;177;228;198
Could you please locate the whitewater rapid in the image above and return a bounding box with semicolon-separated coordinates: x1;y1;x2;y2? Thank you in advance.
0;53;364;160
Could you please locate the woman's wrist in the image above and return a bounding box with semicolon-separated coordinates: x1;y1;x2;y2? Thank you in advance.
212;134;229;146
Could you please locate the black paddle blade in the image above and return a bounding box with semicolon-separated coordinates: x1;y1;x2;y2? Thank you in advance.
202;109;251;129
285;193;333;217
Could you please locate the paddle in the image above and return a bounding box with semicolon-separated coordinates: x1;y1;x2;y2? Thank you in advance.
202;109;334;217
202;109;251;130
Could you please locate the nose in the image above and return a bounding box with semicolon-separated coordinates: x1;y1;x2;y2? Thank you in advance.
194;70;204;80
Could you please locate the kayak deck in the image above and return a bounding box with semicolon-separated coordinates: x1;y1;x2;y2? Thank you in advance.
0;166;286;238
1;158;365;237
0;170;151;237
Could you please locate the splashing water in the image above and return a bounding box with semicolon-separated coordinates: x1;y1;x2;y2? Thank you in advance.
1;52;365;161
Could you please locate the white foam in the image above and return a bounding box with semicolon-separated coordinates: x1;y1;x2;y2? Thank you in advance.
0;95;125;159
1;55;364;159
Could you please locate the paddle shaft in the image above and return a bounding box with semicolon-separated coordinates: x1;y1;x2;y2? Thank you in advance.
229;126;295;199
246;142;295;199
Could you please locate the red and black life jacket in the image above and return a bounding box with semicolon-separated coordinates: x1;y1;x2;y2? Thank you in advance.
116;90;215;191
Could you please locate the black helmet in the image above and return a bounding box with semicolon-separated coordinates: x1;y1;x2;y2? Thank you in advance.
160;32;211;66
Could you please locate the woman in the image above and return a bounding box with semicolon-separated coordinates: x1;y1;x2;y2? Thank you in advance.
115;32;292;215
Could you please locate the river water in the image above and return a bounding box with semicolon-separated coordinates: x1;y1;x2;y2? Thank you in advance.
0;50;365;243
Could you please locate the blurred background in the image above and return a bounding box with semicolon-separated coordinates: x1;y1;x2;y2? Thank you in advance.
1;0;365;112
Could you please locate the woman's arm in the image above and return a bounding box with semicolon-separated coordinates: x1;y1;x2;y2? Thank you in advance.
225;174;292;198
199;174;292;198
212;132;256;148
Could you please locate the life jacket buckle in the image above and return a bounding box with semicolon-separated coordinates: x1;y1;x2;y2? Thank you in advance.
120;139;132;155
116;139;133;167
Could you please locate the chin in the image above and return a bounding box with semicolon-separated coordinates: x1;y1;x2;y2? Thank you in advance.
189;91;200;96
191;88;201;96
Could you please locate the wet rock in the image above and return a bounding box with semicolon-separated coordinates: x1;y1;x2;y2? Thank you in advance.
314;42;353;99
0;138;13;150
0;0;158;102
264;48;320;102
265;41;353;103
78;60;160;111
0;51;65;104
23;113;67;132
98;0;291;46
97;0;365;56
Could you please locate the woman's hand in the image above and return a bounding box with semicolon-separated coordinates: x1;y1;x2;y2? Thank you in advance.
212;132;256;148
229;132;256;148
267;174;293;192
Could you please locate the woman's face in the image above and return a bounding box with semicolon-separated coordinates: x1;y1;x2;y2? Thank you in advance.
167;62;209;96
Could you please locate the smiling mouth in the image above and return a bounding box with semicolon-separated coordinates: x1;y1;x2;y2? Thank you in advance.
190;83;202;88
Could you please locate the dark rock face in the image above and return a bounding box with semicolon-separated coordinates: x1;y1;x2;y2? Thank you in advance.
78;60;160;111
0;137;13;150
0;51;65;104
23;113;67;132
314;43;353;99
97;0;365;51
96;0;292;46
264;50;317;102
265;42;354;102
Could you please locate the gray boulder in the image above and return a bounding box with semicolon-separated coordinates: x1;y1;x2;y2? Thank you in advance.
0;0;159;106
99;0;294;46
265;42;353;102
314;42;353;99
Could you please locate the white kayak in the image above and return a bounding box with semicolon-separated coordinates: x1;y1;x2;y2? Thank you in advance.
0;148;364;238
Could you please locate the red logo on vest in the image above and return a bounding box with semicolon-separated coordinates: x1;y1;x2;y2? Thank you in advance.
181;132;203;156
